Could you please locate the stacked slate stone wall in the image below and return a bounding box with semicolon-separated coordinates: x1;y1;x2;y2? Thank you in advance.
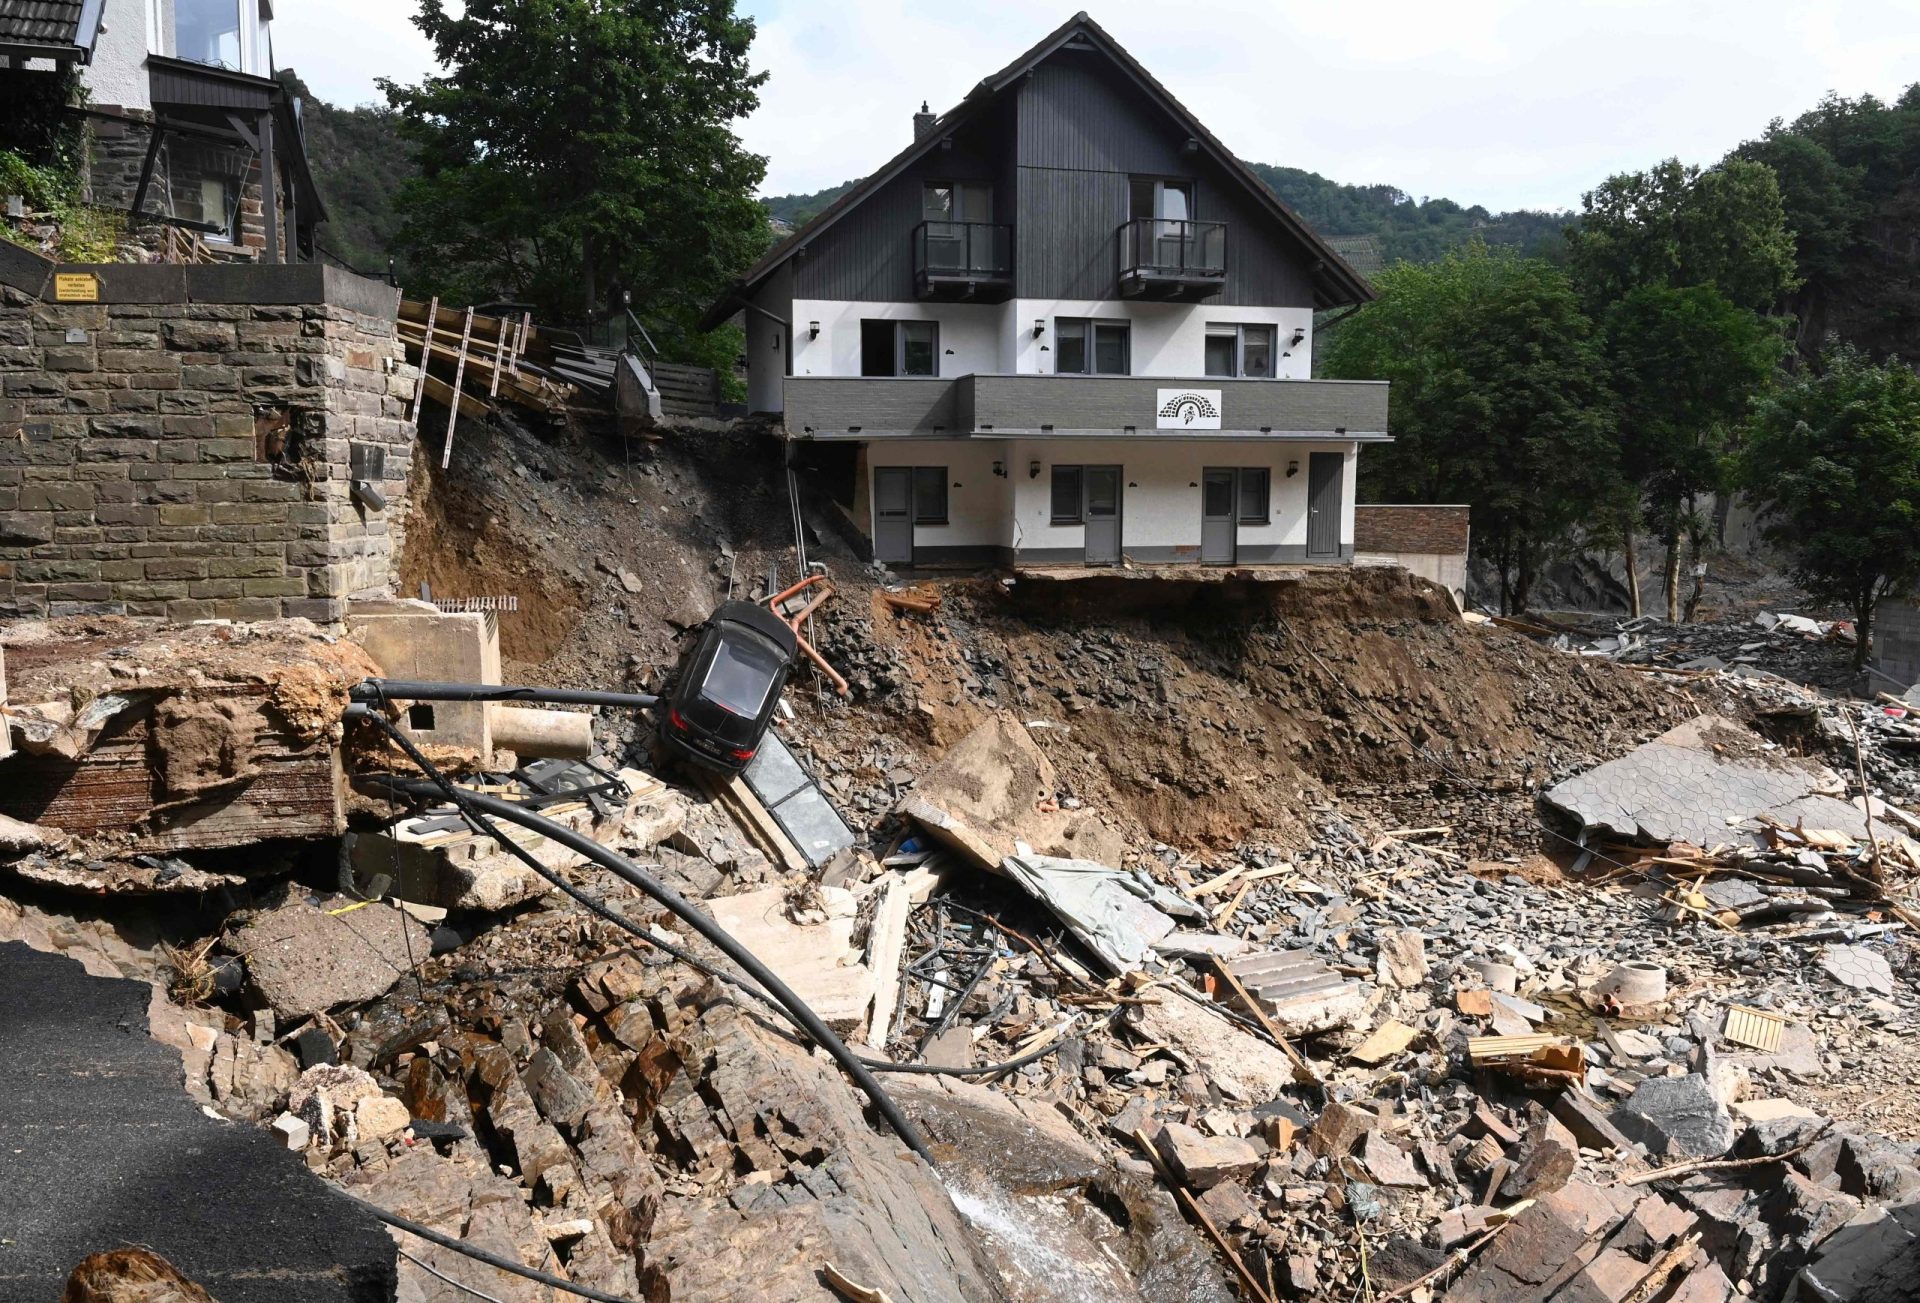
0;258;417;622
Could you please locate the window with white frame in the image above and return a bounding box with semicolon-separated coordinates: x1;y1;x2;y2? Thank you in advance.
151;0;272;76
1204;323;1277;378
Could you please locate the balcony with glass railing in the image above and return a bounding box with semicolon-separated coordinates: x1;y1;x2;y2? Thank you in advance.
1117;218;1227;300
912;220;1014;302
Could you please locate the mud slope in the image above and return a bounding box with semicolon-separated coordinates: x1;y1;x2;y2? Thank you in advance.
819;570;1693;856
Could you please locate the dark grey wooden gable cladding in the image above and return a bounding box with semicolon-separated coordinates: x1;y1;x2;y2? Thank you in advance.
792;45;1317;309
791;99;1013;302
1015;49;1314;307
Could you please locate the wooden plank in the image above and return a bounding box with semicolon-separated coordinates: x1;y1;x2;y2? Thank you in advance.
408;293;438;421
441;306;476;469
419;372;491;422
398;323;571;413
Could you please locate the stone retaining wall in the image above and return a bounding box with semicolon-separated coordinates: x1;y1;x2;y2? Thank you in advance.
0;260;417;622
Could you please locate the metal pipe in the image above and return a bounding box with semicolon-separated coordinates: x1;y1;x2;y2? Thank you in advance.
352;679;659;711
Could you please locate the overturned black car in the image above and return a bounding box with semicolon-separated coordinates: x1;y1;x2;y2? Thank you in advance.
656;601;798;776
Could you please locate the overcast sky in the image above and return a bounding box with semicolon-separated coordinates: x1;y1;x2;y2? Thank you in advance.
275;1;1920;214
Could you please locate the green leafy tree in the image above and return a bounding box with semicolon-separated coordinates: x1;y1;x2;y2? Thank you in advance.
1739;346;1920;670
1733;90;1920;359
1603;285;1785;618
1566;158;1800;312
383;0;770;362
1322;245;1619;613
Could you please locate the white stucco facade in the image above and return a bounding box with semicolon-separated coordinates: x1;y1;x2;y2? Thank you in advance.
779;297;1315;388
860;437;1359;566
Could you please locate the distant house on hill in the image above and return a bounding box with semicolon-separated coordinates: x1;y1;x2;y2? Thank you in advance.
701;12;1391;571
0;0;323;262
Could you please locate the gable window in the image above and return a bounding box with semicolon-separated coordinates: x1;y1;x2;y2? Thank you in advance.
1129;177;1194;224
1051;466;1084;524
911;467;949;524
922;181;992;224
859;319;940;377
1056;318;1130;376
1205;324;1277;378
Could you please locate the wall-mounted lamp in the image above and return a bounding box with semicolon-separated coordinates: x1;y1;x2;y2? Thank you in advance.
808;320;820;339
1028;459;1041;479
1286;459;1300;478
1032;319;1045;338
992;460;1007;478
1290;327;1307;345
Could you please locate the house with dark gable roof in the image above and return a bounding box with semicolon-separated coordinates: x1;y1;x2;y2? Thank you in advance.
0;0;322;262
702;13;1388;570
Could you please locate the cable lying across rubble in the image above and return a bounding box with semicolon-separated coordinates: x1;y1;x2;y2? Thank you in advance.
347;702;932;1161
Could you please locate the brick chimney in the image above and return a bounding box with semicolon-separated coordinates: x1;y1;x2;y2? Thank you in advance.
913;100;937;141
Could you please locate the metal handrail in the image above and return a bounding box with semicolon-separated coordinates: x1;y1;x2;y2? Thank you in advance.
912;220;1013;279
1117;217;1227;278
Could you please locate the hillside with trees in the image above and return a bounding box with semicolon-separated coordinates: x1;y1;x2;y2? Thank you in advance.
276;71;418;282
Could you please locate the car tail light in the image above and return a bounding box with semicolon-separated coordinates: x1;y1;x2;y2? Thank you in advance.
729;747;756;762
668;709;689;732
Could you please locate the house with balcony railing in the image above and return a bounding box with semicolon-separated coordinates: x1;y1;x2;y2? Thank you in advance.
0;0;323;262
701;12;1388;570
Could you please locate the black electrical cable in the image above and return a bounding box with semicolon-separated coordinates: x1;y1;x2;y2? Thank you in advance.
346;705;931;1160
350;679;659;711
356;1201;638;1303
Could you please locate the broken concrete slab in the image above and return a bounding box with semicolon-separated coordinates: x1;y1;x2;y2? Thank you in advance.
1820;944;1896;997
228;897;432;1020
896;714;1128;873
1612;1073;1737;1160
702;884;875;1037
1222;947;1366;1035
1542;715;1885;848
1132;990;1319;1102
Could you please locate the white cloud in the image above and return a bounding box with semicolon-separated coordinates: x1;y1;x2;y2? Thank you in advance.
271;0;1920;212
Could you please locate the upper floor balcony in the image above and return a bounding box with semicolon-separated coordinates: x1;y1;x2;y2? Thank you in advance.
913;220;1014;303
1118;218;1227;301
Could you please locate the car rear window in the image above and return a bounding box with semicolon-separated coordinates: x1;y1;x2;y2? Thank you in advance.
700;627;786;717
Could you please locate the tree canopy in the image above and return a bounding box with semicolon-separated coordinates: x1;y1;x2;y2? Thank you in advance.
1566;158;1800;313
1734;89;1920;359
1740;346;1920;668
382;0;769;355
1321;245;1617;613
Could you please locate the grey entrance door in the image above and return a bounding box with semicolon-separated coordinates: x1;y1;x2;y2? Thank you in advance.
1201;468;1236;564
874;467;914;564
1307;452;1343;559
1084;466;1122;565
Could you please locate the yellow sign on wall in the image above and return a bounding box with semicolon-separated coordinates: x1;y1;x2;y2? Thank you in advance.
53;273;100;303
